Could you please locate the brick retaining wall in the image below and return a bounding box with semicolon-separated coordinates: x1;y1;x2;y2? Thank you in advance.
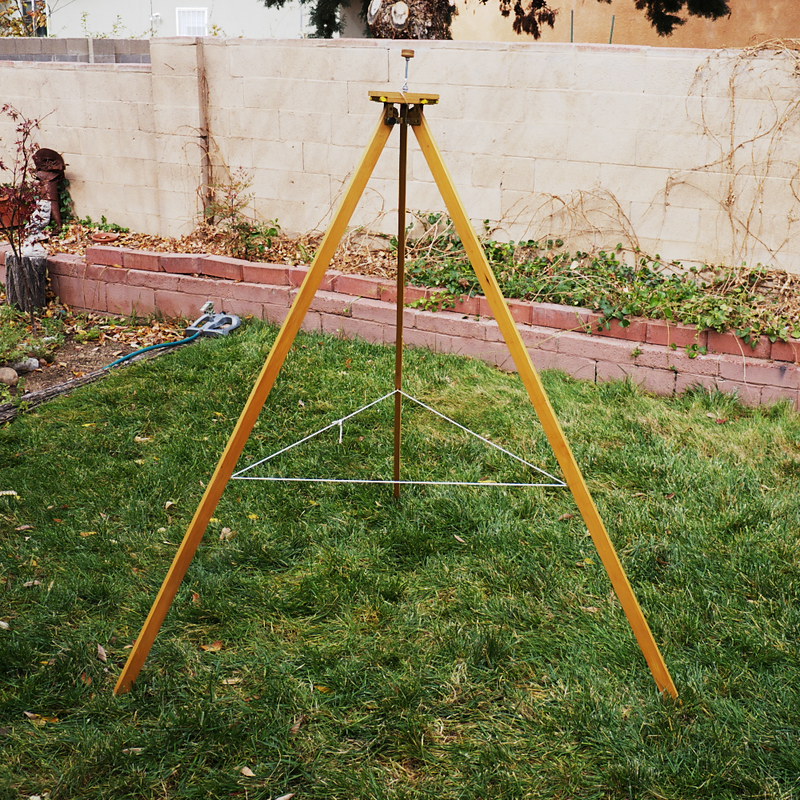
2;244;798;409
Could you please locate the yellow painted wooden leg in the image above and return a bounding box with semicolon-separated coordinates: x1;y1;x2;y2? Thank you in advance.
114;115;394;695
413;114;678;698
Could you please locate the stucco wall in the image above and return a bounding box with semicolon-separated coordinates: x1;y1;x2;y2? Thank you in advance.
2;38;799;272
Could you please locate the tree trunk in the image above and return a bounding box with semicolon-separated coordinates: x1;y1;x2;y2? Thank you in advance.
6;255;47;312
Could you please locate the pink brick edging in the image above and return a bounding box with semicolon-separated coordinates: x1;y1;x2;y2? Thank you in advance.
2;244;798;410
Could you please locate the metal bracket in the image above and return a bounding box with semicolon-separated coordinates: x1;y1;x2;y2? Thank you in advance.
185;311;243;338
407;104;423;126
383;103;400;126
382;103;424;127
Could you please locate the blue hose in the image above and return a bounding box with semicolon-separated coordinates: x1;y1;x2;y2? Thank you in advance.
105;331;202;369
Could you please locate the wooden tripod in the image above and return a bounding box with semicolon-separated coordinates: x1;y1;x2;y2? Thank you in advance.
114;90;678;699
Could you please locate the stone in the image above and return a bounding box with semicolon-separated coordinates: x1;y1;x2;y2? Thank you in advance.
10;357;39;373
0;367;19;386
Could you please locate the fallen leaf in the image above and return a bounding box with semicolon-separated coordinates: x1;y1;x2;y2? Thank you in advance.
96;644;108;663
0;621;9;630
201;640;224;652
122;747;144;755
276;794;296;800
0;490;19;497
240;766;256;777
219;527;236;541
23;580;42;588
575;557;595;568
80;672;93;686
191;591;201;604
222;677;242;685
80;531;98;537
453;534;466;543
134;436;152;443
289;715;307;735
164;501;176;511
15;524;33;531
581;606;600;614
81;423;96;428
558;513;575;521
298;399;305;407
247;513;259;520
665;493;676;500
314;684;332;693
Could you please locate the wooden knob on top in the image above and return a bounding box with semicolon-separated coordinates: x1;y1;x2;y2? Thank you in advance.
401;49;415;59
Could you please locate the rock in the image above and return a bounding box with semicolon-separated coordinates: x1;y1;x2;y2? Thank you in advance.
11;357;39;374
0;368;19;387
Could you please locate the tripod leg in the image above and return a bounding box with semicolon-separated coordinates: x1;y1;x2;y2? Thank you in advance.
413;115;678;698
114;115;394;695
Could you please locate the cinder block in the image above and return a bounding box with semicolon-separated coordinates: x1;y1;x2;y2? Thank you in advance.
555;330;634;363
403;328;437;351
453;294;481;315
287;266;338;292
230;282;292;307
414;309;483;338
716;378;762;407
51;275;84;308
586;313;648;342
550;354;596;382
760;385;800;409
320;313;383;345
675;373;718;396
519;324;562;352
85;263;126;284
82;279;107;312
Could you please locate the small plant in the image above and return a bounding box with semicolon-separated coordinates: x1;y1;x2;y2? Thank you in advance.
408;289;459;312
76;215;130;233
0;104;42;260
0;0;46;36
202;168;280;261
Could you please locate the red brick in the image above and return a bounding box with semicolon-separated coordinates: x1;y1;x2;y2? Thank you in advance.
161;253;207;275
301;311;323;333
403;286;430;304
287;265;337;291
413;308;483;337
519;324;561;352
507;299;533;326
403;328;437;351
82;280;107;312
453;294;480;315
261;304;291;326
122;249;163;272
350;297;397;325
201;255;246;282
530;302;593;332
334;273;390;299
551;354;596;381
379;283;398;304
51;275;84;308
84;263;126;284
86;245;127;267
716;378;762;406
230;299;272;320
435;334;514;370
586;313;648;342
770;339;800;363
760;385;800;408
675;373;718;396
232;282;291;307
106;283;156;317
126;269;180;291
48;253;86;279
646;319;706;349
242;262;289;285
320;313;383;345
718;356;800;389
309;291;354;316
555;330;634;362
154;290;194;319
707;330;771;359
178;275;222;297
595;361;677;396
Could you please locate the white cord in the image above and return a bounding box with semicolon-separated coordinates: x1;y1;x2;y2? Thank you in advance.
231;389;565;488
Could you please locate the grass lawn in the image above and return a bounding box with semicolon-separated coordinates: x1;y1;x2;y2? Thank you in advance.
1;320;799;799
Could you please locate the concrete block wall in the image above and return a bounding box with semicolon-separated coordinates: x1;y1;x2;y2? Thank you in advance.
0;37;149;63
2;39;799;272
2;244;796;409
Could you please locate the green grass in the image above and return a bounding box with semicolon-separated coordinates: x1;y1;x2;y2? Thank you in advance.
1;320;799;800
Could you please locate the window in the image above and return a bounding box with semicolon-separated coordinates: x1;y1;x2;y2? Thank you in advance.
176;7;208;36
